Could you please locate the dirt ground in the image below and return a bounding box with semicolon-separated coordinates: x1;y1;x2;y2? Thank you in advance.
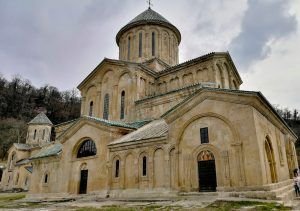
0;192;299;211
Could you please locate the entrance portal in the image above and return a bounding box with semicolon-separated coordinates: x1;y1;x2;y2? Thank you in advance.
197;150;217;192
79;170;88;194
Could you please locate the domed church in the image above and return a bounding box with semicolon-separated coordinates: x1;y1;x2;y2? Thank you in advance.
1;7;298;200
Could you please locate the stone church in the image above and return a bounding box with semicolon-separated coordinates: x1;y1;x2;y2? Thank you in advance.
0;7;298;200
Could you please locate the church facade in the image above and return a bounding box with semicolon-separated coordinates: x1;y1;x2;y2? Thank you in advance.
0;7;298;200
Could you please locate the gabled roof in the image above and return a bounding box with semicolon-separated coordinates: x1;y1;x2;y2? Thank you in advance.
161;87;297;139
15;158;30;166
116;8;181;45
108;119;168;146
157;52;242;84
28;112;53;125
82;115;138;129
56;115;138;142
13;143;33;151
29;143;62;160
77;58;157;90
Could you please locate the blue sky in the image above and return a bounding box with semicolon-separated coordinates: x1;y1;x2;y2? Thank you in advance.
0;0;300;109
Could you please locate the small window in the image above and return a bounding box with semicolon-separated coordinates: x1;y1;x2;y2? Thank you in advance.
24;177;28;186
89;101;93;116
142;156;147;176
152;32;155;56
103;94;109;120
139;32;142;57
33;129;37;140
120;91;125;119
44;173;48;183
127;37;131;60
115;160;120;178
200;127;209;144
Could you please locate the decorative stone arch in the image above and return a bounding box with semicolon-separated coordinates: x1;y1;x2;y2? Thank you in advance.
265;136;278;183
169;76;179;91
100;69;116;84
152;147;165;188
80;162;88;171
285;137;297;178
124;152;136;188
138;151;149;178
117;71;133;119
182;72;194;87
149;27;160;57
136;28;146;58
175;113;242;189
72;137;97;159
111;155;121;179
176;112;240;146
222;62;230;88
216;63;225;88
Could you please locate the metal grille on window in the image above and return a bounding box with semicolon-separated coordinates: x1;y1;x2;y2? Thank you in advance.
120;91;125;119
200;127;209;144
103;94;109;120
77;139;97;158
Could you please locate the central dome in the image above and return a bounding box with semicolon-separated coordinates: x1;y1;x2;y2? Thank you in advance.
116;8;181;45
116;8;181;66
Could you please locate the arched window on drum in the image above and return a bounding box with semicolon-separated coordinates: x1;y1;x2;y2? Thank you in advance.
77;139;97;158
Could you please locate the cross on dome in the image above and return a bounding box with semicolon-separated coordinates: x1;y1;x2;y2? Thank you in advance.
147;0;153;8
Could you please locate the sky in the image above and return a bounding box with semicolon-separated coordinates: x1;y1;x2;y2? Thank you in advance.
0;0;300;109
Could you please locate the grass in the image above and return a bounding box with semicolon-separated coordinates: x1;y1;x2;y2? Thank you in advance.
0;193;25;201
0;193;44;209
0;193;293;210
204;200;292;211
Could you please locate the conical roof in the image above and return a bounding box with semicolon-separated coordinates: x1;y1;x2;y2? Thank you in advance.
116;8;181;45
28;112;53;125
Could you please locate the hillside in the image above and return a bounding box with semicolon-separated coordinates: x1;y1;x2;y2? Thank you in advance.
0;75;80;160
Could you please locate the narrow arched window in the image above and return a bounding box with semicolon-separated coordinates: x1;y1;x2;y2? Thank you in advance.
89;101;93;116
44;173;48;183
120;91;125;119
152;32;155;56
33;129;37;140
115;160;120;178
24;177;28;186
127;37;131;60
142;156;147;176
103;94;109;120
42;129;45;140
77;139;97;158
139;32;142;57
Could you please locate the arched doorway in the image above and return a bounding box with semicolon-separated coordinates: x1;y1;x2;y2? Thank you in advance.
197;150;217;192
265;138;277;183
79;163;88;194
